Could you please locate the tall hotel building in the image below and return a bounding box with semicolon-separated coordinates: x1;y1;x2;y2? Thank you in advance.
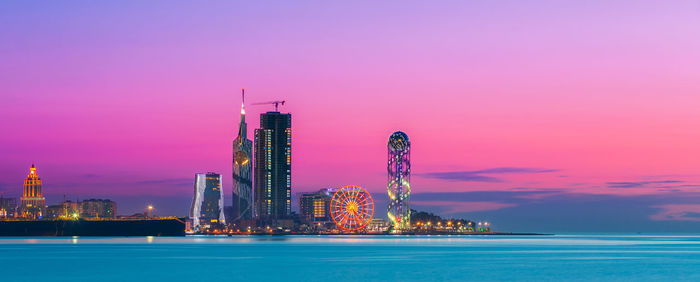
190;173;226;229
232;89;253;222
19;164;45;219
254;111;292;220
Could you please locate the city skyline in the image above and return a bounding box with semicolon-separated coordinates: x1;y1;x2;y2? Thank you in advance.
2;1;700;232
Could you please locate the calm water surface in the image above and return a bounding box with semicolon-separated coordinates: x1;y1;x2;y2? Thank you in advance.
1;235;699;281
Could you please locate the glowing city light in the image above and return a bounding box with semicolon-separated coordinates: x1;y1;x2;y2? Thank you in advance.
387;131;411;230
330;185;374;232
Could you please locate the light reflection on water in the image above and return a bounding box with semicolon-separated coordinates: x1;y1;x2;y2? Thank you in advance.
1;234;700;246
0;235;698;281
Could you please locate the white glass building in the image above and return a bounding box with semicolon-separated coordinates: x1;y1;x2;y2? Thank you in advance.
190;173;226;230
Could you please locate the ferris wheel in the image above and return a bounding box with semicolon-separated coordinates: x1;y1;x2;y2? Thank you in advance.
330;185;375;232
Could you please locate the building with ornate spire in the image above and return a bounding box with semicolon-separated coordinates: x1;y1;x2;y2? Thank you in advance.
19;164;46;219
232;89;253;222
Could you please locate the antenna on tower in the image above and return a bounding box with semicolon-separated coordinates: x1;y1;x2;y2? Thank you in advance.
242;88;245;104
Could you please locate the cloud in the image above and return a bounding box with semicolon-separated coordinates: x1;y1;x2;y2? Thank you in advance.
658;184;700;189
45;177;194;197
607;180;683;188
134;178;191;186
416;167;559;182
650;204;700;222
412;200;516;214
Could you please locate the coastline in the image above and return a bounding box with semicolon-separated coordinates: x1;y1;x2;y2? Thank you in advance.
195;232;553;236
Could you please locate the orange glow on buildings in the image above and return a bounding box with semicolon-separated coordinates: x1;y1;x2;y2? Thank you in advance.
19;164;46;219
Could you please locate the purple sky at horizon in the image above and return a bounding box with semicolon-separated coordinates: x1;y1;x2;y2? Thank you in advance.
2;1;700;232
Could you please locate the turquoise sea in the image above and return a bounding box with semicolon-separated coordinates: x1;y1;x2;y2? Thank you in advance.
1;235;699;281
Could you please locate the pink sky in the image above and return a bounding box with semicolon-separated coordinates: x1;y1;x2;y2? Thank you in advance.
1;1;700;231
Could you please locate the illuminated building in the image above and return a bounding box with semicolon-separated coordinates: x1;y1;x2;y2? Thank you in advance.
232;89;253;222
46;199;115;219
80;199;116;219
254;111;292;220
19;164;45;219
367;218;389;232
46;200;80;219
0;196;17;218
190;173;226;229
387;131;411;230
299;188;335;223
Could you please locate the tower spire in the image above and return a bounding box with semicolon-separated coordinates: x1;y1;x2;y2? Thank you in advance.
241;88;246;115
238;88;247;139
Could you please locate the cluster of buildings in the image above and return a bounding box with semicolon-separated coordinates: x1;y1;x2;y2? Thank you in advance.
0;164;117;220
188;90;414;233
189;90;294;231
3;90;489;234
46;199;116;219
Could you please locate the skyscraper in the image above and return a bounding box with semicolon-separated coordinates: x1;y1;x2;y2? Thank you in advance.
19;164;45;219
232;89;253;222
387;131;411;230
254;111;292;220
190;173;226;229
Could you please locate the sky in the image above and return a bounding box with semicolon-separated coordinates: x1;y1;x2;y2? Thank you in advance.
1;0;700;233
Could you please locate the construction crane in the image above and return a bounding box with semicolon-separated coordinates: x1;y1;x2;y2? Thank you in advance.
252;100;286;112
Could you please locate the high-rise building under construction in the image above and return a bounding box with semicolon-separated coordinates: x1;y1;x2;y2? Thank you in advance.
254;111;292;220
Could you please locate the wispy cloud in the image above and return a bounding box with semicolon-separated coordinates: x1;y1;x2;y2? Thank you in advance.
416;167;558;182
650;204;700;222
607;180;683;188
413;200;516;214
134;178;191;186
45;177;194;197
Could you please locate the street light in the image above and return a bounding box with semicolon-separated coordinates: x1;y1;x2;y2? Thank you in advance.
148;205;153;218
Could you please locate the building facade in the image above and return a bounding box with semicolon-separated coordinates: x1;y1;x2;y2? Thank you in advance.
299;188;334;223
190;173;226;229
254;112;292;220
232;89;253;222
387;131;411;230
367;218;390;232
0;196;17;218
46;199;115;219
19;164;46;219
81;199;116;219
46;200;80;219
